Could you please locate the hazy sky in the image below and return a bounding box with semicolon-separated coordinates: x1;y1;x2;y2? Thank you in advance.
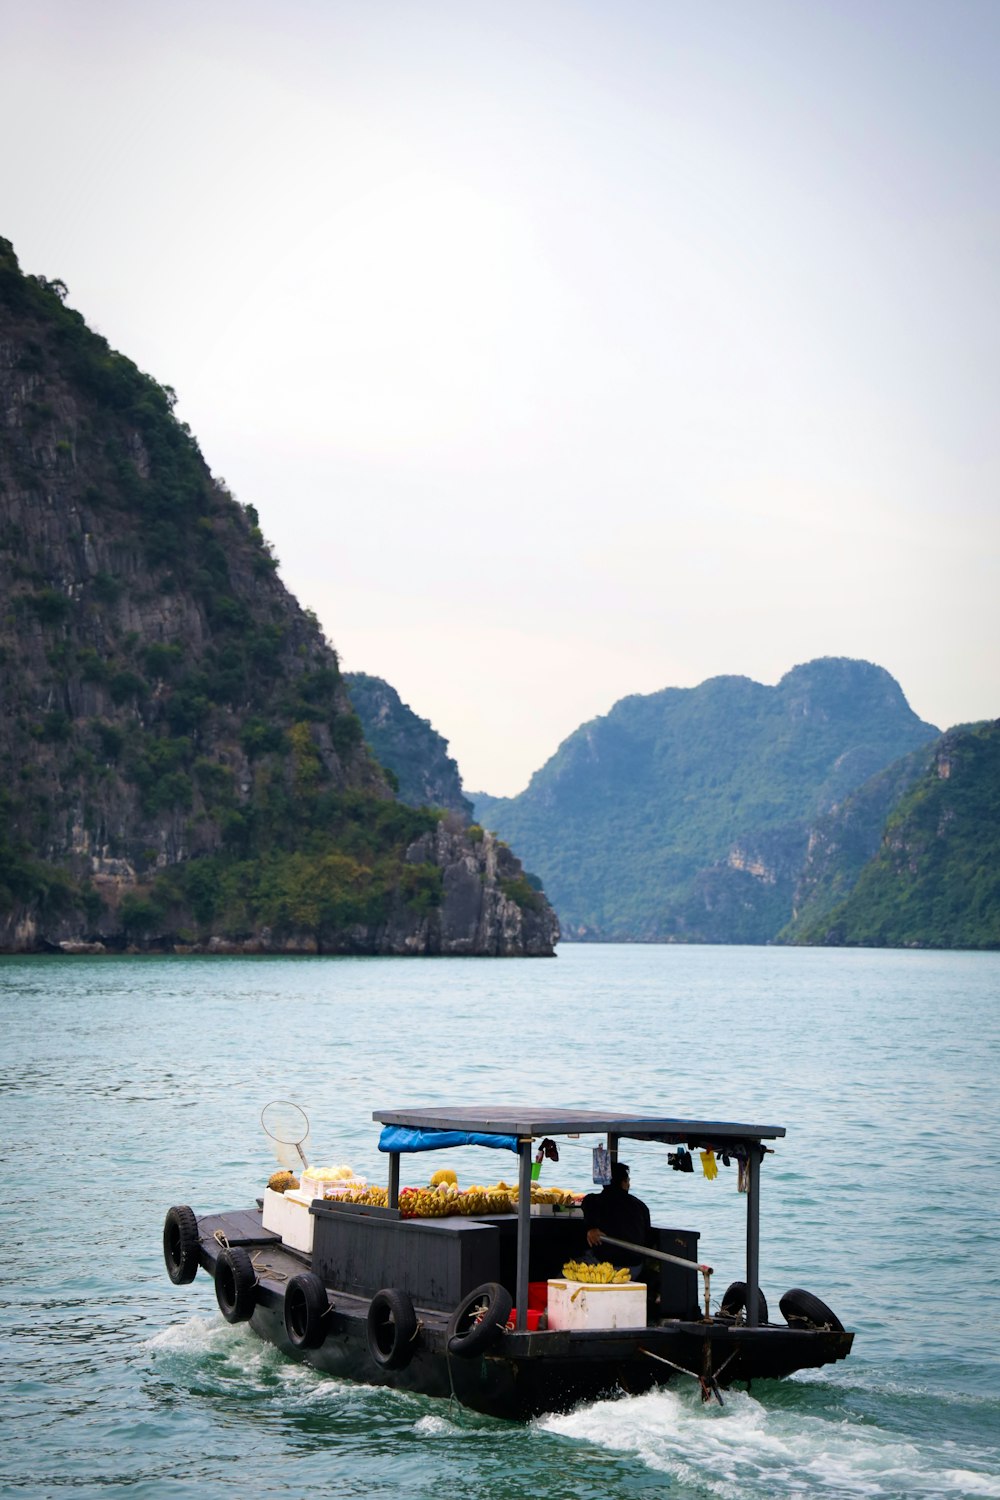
3;0;998;794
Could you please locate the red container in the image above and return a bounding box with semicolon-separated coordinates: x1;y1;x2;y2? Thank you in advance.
510;1307;543;1331
527;1281;548;1311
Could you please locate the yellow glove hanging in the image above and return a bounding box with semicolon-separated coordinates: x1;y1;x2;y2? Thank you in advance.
700;1150;718;1180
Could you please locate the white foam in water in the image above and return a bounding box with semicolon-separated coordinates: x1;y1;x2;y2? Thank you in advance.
413;1414;460;1436
537;1387;1000;1499
145;1311;283;1385
145;1312;250;1356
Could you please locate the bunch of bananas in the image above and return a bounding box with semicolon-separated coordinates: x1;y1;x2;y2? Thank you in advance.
509;1184;578;1207
455;1187;514;1215
399;1186;459;1218
398;1184;514;1219
562;1260;632;1284
337;1186;389;1208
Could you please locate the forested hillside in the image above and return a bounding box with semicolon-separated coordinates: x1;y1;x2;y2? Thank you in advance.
345;672;472;817
778;743;937;942
473;659;939;942
788;720;1000;949
0;237;557;955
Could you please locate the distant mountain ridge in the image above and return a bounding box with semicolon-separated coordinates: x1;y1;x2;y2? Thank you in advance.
473;658;940;943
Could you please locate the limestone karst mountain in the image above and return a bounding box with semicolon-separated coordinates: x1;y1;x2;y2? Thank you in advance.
473;658;940;943
0;237;557;955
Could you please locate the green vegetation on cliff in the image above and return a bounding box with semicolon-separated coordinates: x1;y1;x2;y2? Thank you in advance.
777;743;936;943
789;721;1000;949
0;237;557;954
473;659;940;943
345;672;472;817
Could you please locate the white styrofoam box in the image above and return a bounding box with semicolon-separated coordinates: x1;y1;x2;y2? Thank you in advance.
547;1279;647;1331
261;1187;315;1253
299;1172;367;1200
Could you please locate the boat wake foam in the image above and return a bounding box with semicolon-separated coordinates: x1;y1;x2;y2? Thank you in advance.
536;1386;1000;1499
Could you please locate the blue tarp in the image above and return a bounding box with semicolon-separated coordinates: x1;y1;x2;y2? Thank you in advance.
378;1126;519;1155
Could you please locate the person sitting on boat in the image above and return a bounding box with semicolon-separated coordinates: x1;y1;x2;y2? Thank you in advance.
582;1161;651;1282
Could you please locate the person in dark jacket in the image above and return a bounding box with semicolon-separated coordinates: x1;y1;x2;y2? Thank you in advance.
581;1161;652;1281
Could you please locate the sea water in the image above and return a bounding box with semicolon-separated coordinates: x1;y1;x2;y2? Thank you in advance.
1;944;997;1500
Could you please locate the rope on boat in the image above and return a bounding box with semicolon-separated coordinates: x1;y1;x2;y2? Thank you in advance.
443;1344;467;1425
250;1251;290;1284
211;1227;290;1285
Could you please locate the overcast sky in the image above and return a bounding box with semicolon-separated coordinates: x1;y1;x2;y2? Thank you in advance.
3;0;998;794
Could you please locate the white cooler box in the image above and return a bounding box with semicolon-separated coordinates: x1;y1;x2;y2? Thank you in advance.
261;1187;315;1253
547;1278;647;1331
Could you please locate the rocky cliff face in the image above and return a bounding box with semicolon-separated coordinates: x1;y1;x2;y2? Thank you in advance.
0;238;557;956
345;672;472;817
778;743;935;942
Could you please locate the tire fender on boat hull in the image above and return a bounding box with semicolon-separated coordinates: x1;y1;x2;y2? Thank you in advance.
446;1282;513;1358
719;1280;769;1323
163;1205;200;1285
366;1288;418;1370
215;1246;257;1324
779;1287;844;1331
284;1272;329;1350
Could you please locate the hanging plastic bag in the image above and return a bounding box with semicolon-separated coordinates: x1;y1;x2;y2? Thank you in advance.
592;1144;611;1185
700;1150;718;1180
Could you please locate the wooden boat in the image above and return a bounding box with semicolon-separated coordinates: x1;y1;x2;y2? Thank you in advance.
162;1105;853;1420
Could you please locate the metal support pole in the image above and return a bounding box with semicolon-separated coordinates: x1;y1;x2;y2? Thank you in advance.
746;1145;761;1327
515;1138;533;1331
387;1152;400;1210
608;1132;619;1167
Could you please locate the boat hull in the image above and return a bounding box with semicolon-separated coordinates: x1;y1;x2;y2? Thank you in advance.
185;1208;853;1421
249;1297;853;1419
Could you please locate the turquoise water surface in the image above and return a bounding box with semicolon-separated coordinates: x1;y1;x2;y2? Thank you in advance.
1;944;998;1499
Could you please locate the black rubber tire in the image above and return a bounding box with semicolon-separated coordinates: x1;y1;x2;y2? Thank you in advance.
284;1272;329;1350
719;1280;769;1323
446;1282;513;1358
366;1288;418;1370
779;1287;844;1332
214;1246;257;1324
163;1205;200;1285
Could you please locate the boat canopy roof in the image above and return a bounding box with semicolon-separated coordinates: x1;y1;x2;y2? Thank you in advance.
373;1106;785;1145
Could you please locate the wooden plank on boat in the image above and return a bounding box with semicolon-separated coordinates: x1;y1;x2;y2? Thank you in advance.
200;1208;280;1247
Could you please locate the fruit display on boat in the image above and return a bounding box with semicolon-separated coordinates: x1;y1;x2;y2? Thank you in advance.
398;1184;513;1217
510;1184;578;1207
336;1185;390;1207
395;1181;580;1219
561;1260;633;1284
267;1170;299;1193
